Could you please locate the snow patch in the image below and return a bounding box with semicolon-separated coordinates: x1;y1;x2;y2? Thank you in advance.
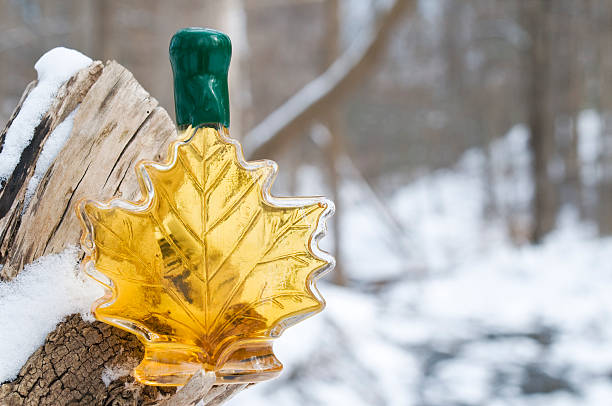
0;47;91;186
101;364;132;387
0;247;103;383
578;109;602;189
578;109;602;166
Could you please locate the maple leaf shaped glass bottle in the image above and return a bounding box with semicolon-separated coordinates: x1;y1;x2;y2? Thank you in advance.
76;28;334;386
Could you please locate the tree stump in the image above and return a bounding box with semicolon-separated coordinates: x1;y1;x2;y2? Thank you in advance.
0;60;245;405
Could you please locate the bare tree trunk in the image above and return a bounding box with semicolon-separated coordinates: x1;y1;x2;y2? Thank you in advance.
92;0;111;61
323;0;346;286
221;0;251;141
554;0;584;217
596;0;612;235
521;0;557;243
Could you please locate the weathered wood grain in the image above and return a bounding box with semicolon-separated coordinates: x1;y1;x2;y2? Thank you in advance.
0;62;104;278
0;61;177;280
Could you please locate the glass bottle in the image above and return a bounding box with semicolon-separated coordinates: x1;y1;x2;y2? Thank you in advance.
77;28;334;386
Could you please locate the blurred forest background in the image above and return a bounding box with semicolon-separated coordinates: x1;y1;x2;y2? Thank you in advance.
4;0;612;405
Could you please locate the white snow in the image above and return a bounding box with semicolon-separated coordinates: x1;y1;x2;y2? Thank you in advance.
578;109;602;166
0;47;91;186
24;107;79;208
578;109;603;189
0;247;103;383
101;364;133;387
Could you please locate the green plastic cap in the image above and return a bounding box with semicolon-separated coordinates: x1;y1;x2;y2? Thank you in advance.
169;28;231;129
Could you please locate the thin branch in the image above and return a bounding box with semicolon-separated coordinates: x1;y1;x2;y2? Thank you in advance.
242;0;416;159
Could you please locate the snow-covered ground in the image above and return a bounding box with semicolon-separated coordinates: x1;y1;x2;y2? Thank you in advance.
228;113;612;406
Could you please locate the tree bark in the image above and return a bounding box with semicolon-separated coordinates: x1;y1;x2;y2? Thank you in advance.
323;0;346;286
0;315;174;405
0;61;244;405
595;0;612;234
521;0;557;243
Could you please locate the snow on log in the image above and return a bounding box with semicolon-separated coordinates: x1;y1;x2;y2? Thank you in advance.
0;53;177;280
0;247;103;384
0;48;92;185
